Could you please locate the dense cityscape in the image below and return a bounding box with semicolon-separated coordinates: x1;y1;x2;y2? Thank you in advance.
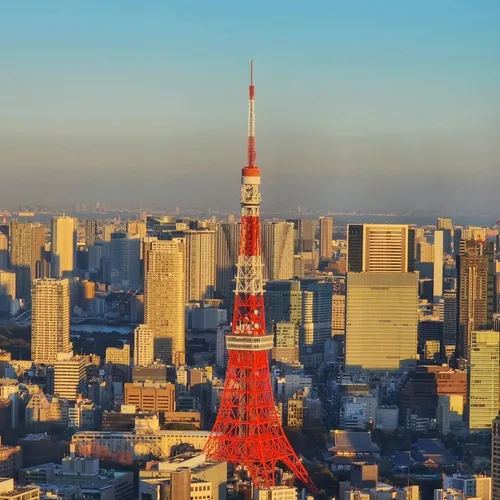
2;2;500;500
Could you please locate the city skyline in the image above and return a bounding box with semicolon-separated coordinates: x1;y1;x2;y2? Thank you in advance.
1;1;500;212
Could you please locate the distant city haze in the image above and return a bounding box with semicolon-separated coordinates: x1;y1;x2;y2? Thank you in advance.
1;1;499;212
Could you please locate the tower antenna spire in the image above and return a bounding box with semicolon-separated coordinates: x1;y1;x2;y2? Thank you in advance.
203;62;317;494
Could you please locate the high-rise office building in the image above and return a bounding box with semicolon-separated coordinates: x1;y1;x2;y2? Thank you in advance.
347;224;415;273
319;217;333;260
332;293;346;336
416;241;434;263
183;230;215;302
215;221;240;300
31;278;72;363
265;279;303;332
443;290;458;357
468;330;499;431
144;240;185;366
265;278;332;355
300;280;333;348
10;221;45;299
434;230;444;300
134;324;155;367
345;272;418;371
84;219;98;247
273;322;299;364
51;216;77;278
53;356;87;400
110;233;141;289
261;221;294;280
0;233;8;270
457;240;495;359
492;415;500;499
287;219;315;253
287;218;317;272
437;218;453;254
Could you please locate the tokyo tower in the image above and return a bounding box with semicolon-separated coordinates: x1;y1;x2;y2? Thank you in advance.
203;62;317;494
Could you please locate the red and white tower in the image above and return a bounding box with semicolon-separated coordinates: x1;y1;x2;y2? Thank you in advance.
203;62;317;493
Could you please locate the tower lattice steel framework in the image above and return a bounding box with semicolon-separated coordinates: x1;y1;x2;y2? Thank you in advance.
203;62;317;494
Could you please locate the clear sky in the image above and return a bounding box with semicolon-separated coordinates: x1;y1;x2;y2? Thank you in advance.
1;1;500;213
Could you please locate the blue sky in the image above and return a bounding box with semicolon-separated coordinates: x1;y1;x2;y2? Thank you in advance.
1;1;499;212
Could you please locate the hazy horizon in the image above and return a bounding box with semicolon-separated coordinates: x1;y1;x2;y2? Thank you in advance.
2;1;499;212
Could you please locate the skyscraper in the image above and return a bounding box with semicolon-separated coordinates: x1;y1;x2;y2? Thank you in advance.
287;218;317;272
215;221;240;300
183;230;215;302
31;278;72;363
319;216;333;261
9;221;46;299
345;272;418;371
433;230;444;300
347;224;415;273
468;330;499;431
457;240;495;359
300;280;333;348
84;219;98;247
144;240;185;365
437;218;453;254
261;221;294;280
51;216;77;278
287;219;315;253
443;290;458;357
110;233;141;289
0;233;8;270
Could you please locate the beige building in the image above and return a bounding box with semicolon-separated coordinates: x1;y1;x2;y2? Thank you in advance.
134;325;155;367
126;221;147;239
182;230;215;302
72;426;210;461
25;392;64;425
332;294;345;336
140;472;211;500
417;241;435;263
31;279;72;363
345;272;418;371
0;438;22;478
0;478;39;500
468;330;499;431
254;486;298;500
143;240;185;365
319;216;333;260
124;382;176;413
106;345;131;370
287;392;304;427
139;453;226;500
51;216;77;278
0;270;16;313
261;221;294;280
9;221;45;299
347;223;413;272
0;233;8;269
54;356;87;400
